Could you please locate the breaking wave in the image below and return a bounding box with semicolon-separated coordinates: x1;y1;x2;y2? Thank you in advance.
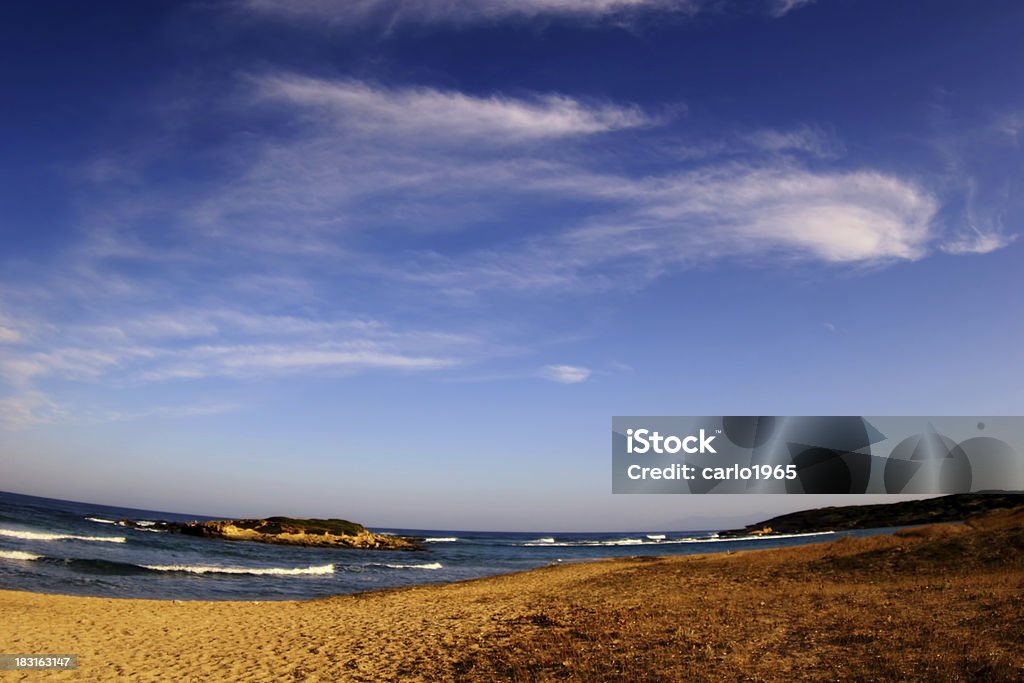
0;528;126;543
377;562;444;570
521;530;835;547
85;517;118;525
0;550;42;561
142;563;336;576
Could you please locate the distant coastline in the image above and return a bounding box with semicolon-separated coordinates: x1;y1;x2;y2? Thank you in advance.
720;492;1023;537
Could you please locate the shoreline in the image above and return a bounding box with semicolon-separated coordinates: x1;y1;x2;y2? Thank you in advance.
0;529;851;605
0;554;611;604
2;507;1021;681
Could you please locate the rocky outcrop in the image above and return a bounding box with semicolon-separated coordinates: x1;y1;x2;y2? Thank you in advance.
126;517;423;550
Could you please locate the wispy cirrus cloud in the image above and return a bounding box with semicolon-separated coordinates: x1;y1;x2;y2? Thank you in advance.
238;0;821;27
255;75;657;142
384;164;939;293
0;305;473;427
0;319;24;343
542;364;592;383
2;70;1012;428
743;125;844;158
0;391;66;430
924;102;1021;259
239;0;700;26
941;228;1016;255
769;0;817;18
0;311;465;386
184;74;943;278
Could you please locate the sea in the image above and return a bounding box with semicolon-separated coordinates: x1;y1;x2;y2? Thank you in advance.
0;491;897;601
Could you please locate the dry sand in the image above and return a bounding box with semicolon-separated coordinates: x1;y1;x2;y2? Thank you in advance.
1;508;1022;682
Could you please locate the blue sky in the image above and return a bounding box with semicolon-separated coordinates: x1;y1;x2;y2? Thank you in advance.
1;0;1022;530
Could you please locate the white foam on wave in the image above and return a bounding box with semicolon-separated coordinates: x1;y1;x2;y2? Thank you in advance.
85;517;117;525
134;521;157;527
380;562;443;570
143;563;336;576
0;550;42;561
533;537;556;543
0;528;126;543
521;531;835;547
423;537;457;543
676;530;836;543
646;534;666;540
528;540;647;548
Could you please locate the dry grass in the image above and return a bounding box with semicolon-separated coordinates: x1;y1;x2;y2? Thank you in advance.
449;509;1024;682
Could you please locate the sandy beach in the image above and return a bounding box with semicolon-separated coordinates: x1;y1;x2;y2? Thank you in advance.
2;508;1021;682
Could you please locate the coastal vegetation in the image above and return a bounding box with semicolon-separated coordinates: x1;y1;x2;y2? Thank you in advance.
720;491;1023;536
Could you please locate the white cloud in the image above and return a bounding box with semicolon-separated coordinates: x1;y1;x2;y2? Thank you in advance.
238;0;828;26
388;165;939;294
216;345;456;374
240;0;695;26
941;229;1016;255
118;310;384;341
770;0;816;17
0;325;21;343
0;391;64;429
0;311;34;344
716;168;936;262
255;75;655;142
167;75;945;282
992;112;1024;146
935;176;1017;257
542;364;592;383
0;306;471;409
0;389;240;430
0;309;468;425
744;126;844;158
10;72;1003;429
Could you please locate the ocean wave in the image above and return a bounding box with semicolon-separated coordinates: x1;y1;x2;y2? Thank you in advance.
85;517;118;525
675;531;836;543
521;530;835;547
58;558;154;575
523;538;647;547
423;537;458;543
0;528;126;543
377;562;444;570
87;517;162;530
142;563;336;576
0;550;42;561
532;537;556;543
646;534;666;540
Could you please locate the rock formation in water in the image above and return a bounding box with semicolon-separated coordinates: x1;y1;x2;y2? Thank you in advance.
123;516;423;550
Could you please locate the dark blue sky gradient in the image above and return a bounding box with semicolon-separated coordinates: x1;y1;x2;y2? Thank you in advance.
0;0;1021;529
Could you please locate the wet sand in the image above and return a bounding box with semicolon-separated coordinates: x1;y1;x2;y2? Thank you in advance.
2;508;1022;681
